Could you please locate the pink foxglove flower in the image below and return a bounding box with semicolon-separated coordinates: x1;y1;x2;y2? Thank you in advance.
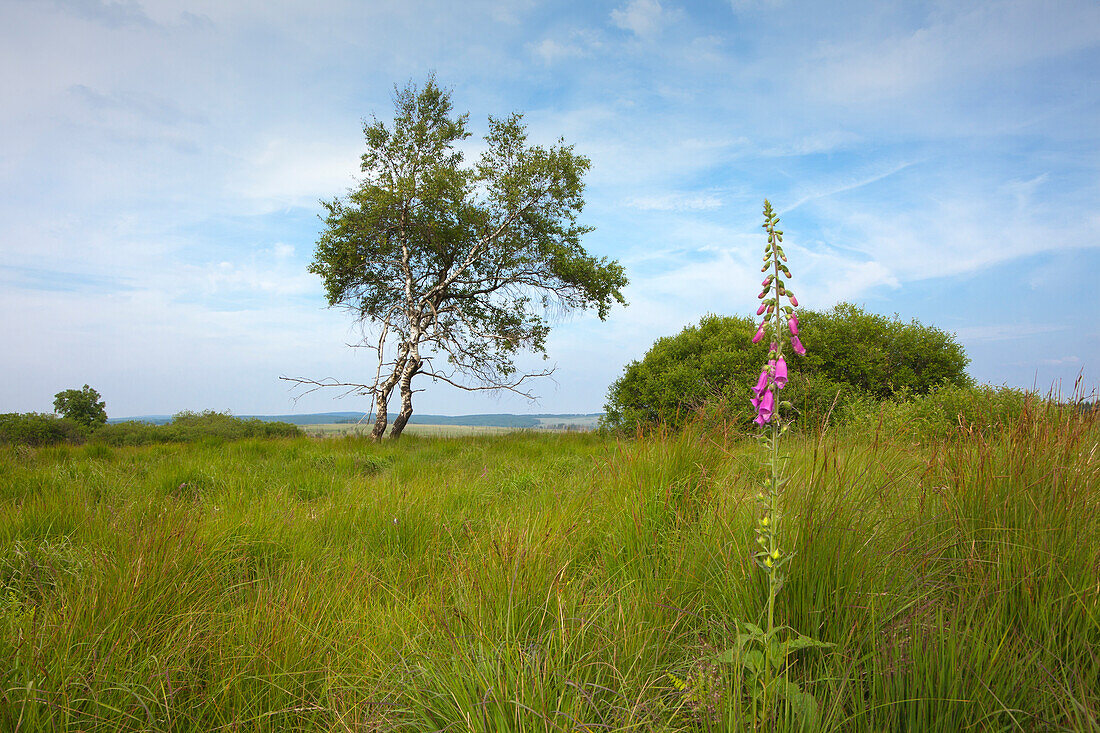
753;369;769;398
789;294;799;307
757;303;767;316
752;323;766;343
756;389;775;423
788;314;799;336
791;335;806;355
774;357;788;388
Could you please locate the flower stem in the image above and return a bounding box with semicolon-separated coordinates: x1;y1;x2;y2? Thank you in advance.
761;203;785;726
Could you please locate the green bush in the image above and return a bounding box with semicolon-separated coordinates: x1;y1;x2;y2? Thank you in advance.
0;413;86;446
839;384;1033;441
95;411;301;446
603;304;971;432
603;314;768;431
796;303;971;399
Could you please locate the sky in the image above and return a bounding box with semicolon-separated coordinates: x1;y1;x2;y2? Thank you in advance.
2;0;1098;418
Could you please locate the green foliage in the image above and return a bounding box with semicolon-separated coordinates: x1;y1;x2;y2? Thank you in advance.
603;314;768;430
840;383;1032;441
52;384;107;428
796;303;971;399
0;411;299;447
96;411;301;446
604;304;971;431
1;406;1097;731
717;621;834;729
0;413;86;446
308;77;626;437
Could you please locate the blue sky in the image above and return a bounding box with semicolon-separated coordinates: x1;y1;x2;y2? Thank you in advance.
2;0;1098;417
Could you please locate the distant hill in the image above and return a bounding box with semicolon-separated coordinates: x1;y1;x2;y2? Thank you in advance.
109;412;602;429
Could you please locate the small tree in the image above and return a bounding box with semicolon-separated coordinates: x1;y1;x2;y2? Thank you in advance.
53;384;107;429
293;78;628;439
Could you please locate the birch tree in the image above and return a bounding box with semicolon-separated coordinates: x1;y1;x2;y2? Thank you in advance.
292;78;627;439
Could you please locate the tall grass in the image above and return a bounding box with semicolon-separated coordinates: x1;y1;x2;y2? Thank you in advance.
0;398;1097;730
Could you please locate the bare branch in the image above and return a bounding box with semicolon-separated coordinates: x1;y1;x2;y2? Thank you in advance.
279;375;378;401
418;366;554;400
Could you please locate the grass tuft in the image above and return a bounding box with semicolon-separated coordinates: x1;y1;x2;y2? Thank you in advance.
0;401;1097;730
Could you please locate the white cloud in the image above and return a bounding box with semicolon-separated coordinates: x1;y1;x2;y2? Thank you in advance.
728;0;785;11
625;191;723;211
782;161;918;214
955;324;1068;342
2;0;1098;414
529;38;586;64
1040;355;1081;366
807;1;1100;104
610;0;669;38
224;135;364;211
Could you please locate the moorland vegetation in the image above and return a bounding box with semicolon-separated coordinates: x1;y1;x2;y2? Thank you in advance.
601;303;1002;435
2;79;1095;731
0;410;300;447
1;395;1097;730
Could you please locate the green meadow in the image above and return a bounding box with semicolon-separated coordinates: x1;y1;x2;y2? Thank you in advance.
2;404;1098;731
300;423;520;439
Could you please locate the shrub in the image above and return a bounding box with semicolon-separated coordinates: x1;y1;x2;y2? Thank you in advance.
603;314;768;431
0;413;86;446
94;411;301;446
603;304;971;432
839;384;1033;441
796;303;971;399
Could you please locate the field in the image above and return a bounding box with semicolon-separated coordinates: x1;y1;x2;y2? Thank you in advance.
2;406;1099;731
301;423;522;438
301;417;598;438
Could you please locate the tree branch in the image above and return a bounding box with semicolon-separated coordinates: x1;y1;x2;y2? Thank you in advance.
418;366;555;400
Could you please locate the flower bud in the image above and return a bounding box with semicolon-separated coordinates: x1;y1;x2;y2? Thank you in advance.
752;323;766;343
757;303;767;315
791;335;806;356
789;294;798;307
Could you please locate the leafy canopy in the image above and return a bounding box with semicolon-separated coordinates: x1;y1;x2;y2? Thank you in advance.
309;78;627;400
603;304;971;431
52;384;107;429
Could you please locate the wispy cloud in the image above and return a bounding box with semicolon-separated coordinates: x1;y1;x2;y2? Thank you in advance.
68;84;208;125
955;324;1068;342
625;191;723;211
807;1;1100;104
1;0;1098;413
44;0;157;29
610;0;671;38
782;161;917;214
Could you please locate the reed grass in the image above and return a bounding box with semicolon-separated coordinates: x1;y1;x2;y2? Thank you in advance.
1;401;1097;730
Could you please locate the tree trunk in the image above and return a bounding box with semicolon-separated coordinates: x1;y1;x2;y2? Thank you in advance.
370;388;390;441
388;357;421;440
370;352;408;441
